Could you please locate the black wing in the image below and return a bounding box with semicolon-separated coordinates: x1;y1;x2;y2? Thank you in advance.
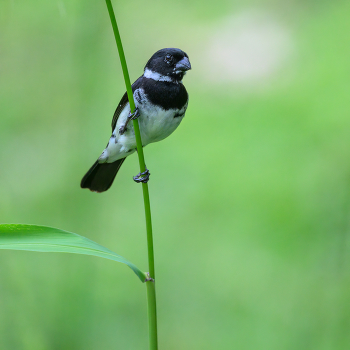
111;76;143;131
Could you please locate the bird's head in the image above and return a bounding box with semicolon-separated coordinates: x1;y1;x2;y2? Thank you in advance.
144;48;191;82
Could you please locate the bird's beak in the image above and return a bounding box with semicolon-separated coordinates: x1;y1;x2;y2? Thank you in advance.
175;57;191;72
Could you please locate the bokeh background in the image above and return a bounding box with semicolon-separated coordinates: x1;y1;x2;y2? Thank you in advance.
1;0;350;349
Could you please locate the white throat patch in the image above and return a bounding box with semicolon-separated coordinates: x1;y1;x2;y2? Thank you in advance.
144;68;175;83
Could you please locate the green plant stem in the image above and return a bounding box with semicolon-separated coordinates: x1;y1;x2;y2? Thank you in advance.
146;280;158;349
104;1;158;349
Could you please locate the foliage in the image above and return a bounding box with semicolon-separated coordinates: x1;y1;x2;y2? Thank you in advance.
0;224;146;282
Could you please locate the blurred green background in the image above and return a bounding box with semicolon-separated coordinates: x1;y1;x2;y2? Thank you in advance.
1;0;350;349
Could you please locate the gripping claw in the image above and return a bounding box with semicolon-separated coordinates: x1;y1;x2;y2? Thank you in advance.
133;168;150;183
119;107;140;135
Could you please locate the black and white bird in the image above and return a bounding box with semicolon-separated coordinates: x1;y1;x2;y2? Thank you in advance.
81;48;191;192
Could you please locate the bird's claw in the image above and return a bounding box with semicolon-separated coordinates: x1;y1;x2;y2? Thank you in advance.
133;168;150;183
119;107;140;135
130;107;140;120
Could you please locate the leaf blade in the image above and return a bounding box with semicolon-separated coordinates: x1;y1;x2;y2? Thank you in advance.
0;224;146;282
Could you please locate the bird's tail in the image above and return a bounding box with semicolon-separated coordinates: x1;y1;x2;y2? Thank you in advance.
80;158;126;193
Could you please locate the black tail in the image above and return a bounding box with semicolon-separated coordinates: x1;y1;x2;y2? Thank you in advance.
80;158;126;193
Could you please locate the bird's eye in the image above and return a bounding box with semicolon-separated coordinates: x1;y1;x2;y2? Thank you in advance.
164;54;173;64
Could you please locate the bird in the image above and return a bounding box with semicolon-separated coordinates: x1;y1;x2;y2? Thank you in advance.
80;48;191;193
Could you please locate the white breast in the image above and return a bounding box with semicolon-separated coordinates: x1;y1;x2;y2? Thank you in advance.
136;88;186;144
100;88;187;163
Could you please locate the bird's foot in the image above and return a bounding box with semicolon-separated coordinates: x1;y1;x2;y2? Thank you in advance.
130;107;140;120
119;107;140;135
133;168;150;183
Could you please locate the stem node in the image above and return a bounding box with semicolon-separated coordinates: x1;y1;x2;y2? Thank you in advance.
145;273;155;282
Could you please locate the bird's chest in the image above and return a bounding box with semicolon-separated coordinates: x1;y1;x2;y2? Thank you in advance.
134;86;187;144
138;101;184;144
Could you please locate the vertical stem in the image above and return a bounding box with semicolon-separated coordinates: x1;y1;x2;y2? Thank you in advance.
143;183;155;278
104;1;158;349
146;280;158;349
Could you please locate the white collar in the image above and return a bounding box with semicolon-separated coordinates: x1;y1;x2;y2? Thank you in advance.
144;68;177;83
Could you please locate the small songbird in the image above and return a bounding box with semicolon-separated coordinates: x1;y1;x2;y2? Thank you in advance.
81;48;191;192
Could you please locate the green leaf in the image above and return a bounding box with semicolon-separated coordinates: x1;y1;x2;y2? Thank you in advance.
0;224;146;282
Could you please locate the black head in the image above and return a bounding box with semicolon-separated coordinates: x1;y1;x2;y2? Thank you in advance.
144;48;191;82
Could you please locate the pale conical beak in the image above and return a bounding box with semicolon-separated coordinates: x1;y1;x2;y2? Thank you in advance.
175;57;191;72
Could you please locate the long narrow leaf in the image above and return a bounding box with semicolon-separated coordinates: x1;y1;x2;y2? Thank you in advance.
0;224;146;282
